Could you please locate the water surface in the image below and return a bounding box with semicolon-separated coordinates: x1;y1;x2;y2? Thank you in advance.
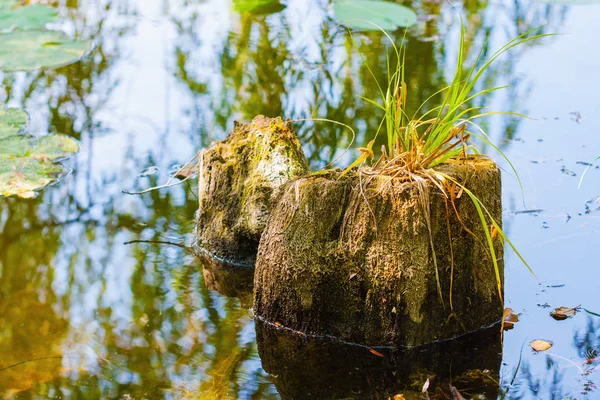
0;0;599;399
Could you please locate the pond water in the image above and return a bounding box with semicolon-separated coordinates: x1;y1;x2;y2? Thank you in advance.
1;0;599;399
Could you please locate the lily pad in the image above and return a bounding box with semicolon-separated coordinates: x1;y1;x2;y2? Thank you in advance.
0;30;90;72
233;0;286;14
333;0;417;31
0;109;78;198
0;3;57;31
0;108;27;139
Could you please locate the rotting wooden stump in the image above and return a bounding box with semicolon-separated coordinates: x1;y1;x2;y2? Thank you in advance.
194;115;309;268
254;158;504;348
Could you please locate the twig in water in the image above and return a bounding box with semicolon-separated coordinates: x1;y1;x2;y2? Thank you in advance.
122;175;194;195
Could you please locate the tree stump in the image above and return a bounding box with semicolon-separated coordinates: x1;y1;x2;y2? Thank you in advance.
195;116;309;268
254;158;503;347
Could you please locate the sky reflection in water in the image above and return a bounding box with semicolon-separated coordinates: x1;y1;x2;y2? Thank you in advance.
0;0;599;399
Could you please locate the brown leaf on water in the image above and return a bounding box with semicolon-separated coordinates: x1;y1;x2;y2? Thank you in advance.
551;305;581;321
368;348;385;358
174;158;199;179
502;308;519;331
530;339;553;352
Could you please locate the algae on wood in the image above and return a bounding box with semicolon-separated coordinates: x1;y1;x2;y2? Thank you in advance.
195;115;309;267
254;157;503;347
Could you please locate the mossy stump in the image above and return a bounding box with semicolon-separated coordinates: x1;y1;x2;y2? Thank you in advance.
195;115;309;268
254;158;504;347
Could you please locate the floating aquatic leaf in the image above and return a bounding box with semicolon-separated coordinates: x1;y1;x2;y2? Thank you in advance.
233;0;285;14
0;108;27;138
333;0;417;31
0;30;90;72
0;3;57;31
551;305;580;321
530;339;553;352
502;308;519;331
0;132;78;198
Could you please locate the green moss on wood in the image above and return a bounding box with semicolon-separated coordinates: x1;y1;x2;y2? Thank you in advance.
254;157;503;347
195;115;309;267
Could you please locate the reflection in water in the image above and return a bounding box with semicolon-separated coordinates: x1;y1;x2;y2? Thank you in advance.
257;321;502;400
0;0;593;398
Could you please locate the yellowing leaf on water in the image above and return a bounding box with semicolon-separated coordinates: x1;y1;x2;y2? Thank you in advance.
502;307;519;331
530;339;553;352
0;108;79;198
550;305;580;321
393;394;405;400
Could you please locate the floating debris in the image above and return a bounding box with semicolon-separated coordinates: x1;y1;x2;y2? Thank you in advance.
502;308;519;331
138;166;159;178
561;166;577;177
514;209;544;215
550;305;580;321
530;339;553;352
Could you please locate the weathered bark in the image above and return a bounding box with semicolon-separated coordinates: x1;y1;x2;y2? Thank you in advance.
256;319;502;400
195;116;309;267
254;158;503;347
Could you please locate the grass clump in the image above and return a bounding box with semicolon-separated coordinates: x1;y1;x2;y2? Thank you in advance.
339;22;550;304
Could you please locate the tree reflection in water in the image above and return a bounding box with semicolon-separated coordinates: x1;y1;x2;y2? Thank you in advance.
0;0;577;398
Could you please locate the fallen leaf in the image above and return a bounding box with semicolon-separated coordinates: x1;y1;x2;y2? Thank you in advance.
274;322;282;327
175;159;199;179
368;348;385;357
393;395;405;400
349;272;357;280
502;308;519;331
551;305;580;321
530;339;553;352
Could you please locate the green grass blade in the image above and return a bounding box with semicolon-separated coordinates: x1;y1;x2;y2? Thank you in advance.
578;156;599;189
